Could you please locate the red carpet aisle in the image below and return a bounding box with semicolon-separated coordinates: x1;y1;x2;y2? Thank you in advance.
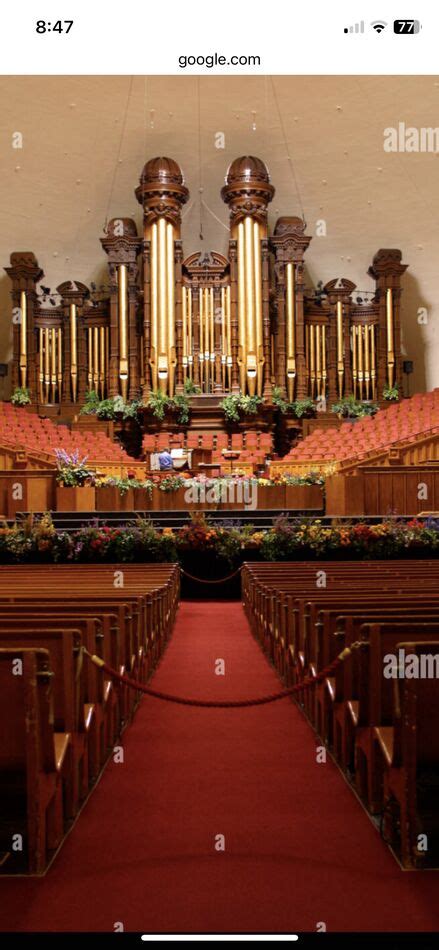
1;601;439;933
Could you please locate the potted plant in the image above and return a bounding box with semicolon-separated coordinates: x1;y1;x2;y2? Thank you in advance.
55;449;96;511
382;384;400;402
11;386;31;407
331;395;378;420
157;474;188;510
254;476;286;510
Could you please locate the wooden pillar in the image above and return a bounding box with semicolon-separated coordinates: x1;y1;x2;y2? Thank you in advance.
5;252;43;403
368;249;408;404
270;218;312;402
101;218;141;400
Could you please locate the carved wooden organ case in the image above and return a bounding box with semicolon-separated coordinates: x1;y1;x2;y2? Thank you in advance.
5;155;407;412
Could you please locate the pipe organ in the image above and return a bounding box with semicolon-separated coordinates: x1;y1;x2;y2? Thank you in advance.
5;158;407;415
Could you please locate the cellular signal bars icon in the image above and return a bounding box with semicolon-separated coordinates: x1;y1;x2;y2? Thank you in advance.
344;21;365;33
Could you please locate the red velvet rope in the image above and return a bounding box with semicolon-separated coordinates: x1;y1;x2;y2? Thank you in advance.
180;566;243;585
84;647;358;708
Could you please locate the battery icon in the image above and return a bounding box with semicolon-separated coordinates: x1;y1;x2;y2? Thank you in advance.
394;20;421;33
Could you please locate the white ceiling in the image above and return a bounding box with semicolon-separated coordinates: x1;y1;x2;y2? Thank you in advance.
0;75;438;393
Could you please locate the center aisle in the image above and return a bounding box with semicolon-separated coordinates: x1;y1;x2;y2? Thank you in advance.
1;600;439;933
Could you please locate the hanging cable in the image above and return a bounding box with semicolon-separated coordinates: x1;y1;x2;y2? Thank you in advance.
270;77;306;224
103;76;134;232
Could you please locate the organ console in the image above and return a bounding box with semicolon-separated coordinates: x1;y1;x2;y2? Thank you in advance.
5;156;407;415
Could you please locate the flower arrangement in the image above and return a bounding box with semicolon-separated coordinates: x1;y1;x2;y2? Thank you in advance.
55;449;96;487
383;385;400;402
11;386;31;406
272;388;316;418
145;390;191;426
0;513;437;566
94;475;153;496
80;392;144;421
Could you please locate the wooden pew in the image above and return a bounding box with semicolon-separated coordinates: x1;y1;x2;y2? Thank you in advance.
380;641;439;868
0;647;71;875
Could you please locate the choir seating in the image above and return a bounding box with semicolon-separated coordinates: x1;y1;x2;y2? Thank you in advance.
0;402;132;466
0;563;180;875
142;429;273;472
278;389;439;474
242;561;439;867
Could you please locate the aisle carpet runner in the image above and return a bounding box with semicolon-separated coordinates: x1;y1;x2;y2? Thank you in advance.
1;601;439;932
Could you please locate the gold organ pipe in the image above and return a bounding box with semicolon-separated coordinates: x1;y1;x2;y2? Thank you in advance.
209;287;214;389
352;326;357;398
286;262;296;402
237;222;246;391
57;329;62;400
70;303;78;402
44;327;50;401
19;291;27;388
157;217;168;393
39;327;44;403
364;321;370;400
370;325;376;399
118;264;128;400
88;327;93;390
204;288;210;390
166;221;175;396
93;327;99;391
221;286;226;391
244;216;256;394
50;327;56;402
322;324;327;397
315;324;321;397
199;288;204;389
357;325;364;400
150;222;158;391
182;286;188;371
309;324;316;398
336;301;344;398
386;287;395;388
253;220;263;397
100;326;105;398
187;288;193;372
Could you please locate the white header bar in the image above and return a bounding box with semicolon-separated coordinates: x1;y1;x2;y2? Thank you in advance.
0;0;437;75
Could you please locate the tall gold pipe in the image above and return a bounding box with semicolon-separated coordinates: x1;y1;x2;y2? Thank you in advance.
166;221;175;396
286;262;296;401
57;328;62;401
336;300;344;398
309;324;316;398
150;222;158;391
19;290;27;388
357;325;363;400
88;327;93;391
209;287;214;389
50;327;56;402
118;264;128;400
386;287;395;388
44;327;50;401
39;327;44;403
93;326;99;392
237;221;246;391
244;216;256;394
321;324;327;397
351;326;357;398
204;288;210;390
182;286;188;376
315;324;321;397
100;326;105;398
364;322;370;400
187;288;193;374
226;285;232;390
253;220;263;397
370;324;376;399
199;287;204;389
157;217;168;393
70;303;78;402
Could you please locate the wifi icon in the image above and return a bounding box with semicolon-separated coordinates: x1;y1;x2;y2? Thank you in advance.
371;20;387;33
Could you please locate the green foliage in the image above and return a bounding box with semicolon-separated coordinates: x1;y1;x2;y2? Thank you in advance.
290;398;316;418
55;449;96;487
146;391;191;426
272;389;315;418
331;395;378;418
220;393;263;423
183;378;201;395
383;385;400;402
80;392;144;421
11;386;31;406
